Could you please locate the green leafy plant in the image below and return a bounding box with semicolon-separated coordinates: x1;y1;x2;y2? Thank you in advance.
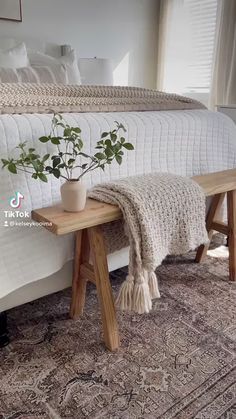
1;113;134;182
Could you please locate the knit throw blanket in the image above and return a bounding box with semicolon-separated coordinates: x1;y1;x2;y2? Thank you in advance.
89;173;208;314
0;83;206;115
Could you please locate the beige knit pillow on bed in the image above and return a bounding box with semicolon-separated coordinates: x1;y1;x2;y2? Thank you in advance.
0;64;68;84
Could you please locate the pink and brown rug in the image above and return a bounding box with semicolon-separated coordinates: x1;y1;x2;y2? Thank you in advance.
0;236;236;418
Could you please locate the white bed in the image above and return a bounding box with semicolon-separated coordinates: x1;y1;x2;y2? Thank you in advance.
1;109;236;312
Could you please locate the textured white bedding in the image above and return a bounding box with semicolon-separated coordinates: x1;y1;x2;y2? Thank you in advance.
0;109;236;299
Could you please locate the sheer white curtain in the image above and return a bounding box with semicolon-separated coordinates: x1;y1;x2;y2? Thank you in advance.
209;0;236;108
156;0;236;109
156;0;218;108
156;0;172;90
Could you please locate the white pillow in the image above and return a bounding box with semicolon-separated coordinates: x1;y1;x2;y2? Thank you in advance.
0;43;29;68
28;49;81;85
60;50;81;85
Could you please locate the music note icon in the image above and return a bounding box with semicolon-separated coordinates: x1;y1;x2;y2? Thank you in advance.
9;192;24;209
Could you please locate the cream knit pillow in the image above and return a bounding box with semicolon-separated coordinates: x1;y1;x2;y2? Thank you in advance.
0;64;68;84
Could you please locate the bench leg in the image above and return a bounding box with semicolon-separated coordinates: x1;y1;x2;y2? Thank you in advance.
70;231;88;319
70;227;120;351
195;193;225;263
88;226;120;351
227;190;236;281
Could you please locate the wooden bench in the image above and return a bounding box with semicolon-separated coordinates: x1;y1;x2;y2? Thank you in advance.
32;168;236;351
193;169;236;281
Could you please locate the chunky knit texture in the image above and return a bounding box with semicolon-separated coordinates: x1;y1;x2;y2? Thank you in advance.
0;83;205;114
89;173;208;314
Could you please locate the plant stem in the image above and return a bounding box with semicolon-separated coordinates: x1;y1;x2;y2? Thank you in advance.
56;144;70;180
15;167;34;175
59;174;68;181
52;118;70;180
65;140;70;178
78;162;99;180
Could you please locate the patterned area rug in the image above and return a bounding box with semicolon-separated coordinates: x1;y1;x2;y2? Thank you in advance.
0;236;236;419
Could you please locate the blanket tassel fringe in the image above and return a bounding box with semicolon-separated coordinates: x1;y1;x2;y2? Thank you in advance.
148;271;161;299
132;272;152;314
116;270;160;314
116;274;134;311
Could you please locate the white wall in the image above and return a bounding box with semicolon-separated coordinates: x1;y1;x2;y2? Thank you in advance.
0;0;159;88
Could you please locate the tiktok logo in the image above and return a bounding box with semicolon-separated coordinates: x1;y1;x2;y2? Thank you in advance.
9;192;24;209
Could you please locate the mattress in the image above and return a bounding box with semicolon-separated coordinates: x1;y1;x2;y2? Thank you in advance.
0;109;236;299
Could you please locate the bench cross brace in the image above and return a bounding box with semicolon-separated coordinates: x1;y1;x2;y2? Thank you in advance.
195;191;236;281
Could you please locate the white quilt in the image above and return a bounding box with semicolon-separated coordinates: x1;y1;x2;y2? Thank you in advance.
0;109;236;299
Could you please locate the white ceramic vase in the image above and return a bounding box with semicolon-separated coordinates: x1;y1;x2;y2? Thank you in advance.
60;180;87;212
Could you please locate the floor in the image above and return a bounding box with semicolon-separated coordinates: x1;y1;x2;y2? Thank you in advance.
0;236;236;419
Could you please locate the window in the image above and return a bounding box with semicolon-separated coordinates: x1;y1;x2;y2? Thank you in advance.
162;0;218;105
